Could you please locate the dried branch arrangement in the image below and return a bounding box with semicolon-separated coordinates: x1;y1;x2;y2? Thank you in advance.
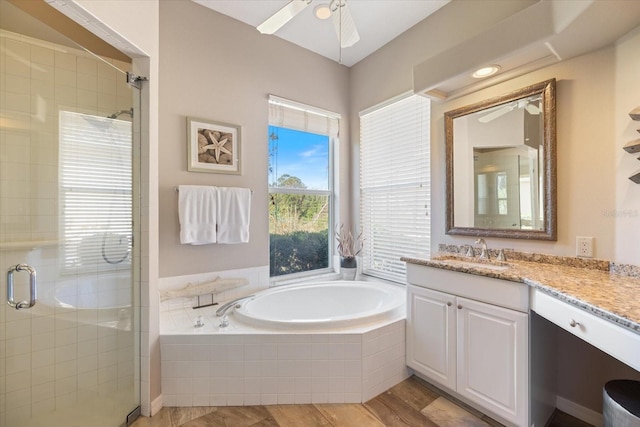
336;225;363;258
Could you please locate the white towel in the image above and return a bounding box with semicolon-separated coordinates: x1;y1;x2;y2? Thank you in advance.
178;185;217;245
216;187;251;244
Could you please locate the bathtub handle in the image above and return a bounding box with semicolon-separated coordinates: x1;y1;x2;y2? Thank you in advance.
7;264;37;310
215;295;255;317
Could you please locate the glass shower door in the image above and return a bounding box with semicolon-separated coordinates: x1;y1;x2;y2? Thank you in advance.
0;7;139;426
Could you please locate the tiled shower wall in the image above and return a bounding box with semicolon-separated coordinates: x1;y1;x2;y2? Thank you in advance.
0;30;136;425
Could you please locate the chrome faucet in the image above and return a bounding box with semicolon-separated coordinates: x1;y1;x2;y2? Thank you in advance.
216;295;254;328
475;238;489;259
462;244;475;257
215;295;255;317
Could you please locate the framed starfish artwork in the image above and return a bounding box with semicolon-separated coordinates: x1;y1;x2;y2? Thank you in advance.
187;117;241;174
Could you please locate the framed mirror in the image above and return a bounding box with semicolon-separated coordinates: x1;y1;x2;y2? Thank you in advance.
445;79;556;240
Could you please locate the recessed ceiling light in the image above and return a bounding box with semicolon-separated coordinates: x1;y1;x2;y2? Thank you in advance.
472;65;500;79
314;4;331;20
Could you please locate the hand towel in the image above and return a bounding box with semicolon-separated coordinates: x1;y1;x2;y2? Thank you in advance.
216;187;251;244
178;185;217;245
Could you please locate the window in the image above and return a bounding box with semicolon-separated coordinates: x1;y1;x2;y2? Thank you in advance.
359;94;430;282
59;111;132;273
268;96;339;278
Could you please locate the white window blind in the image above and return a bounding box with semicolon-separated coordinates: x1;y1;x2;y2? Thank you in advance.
269;95;340;137
59;111;132;273
359;94;430;282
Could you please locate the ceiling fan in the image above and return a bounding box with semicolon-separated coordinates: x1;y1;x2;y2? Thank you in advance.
257;0;360;48
478;97;541;124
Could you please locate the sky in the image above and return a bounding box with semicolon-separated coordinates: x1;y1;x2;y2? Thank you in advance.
268;126;329;191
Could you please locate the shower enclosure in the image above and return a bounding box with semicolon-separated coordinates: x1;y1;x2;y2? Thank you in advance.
0;1;140;425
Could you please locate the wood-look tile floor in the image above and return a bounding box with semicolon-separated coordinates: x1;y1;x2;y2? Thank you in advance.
131;375;591;427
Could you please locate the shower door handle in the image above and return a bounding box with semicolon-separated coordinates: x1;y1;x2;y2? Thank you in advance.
7;264;37;309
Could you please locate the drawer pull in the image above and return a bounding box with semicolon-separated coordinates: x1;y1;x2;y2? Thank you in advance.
457;304;463;310
447;302;452;307
569;319;580;328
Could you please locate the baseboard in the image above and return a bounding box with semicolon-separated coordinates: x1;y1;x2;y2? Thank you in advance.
556;396;603;427
150;394;163;417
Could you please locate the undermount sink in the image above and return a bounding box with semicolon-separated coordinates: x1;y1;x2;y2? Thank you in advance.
433;256;511;271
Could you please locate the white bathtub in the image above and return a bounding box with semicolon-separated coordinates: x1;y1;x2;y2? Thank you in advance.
159;279;410;406
233;281;404;330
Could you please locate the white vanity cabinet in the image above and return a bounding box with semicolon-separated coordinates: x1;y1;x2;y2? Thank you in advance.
406;263;529;427
407;285;457;390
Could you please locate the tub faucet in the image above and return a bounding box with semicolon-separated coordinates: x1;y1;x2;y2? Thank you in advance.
215;295;255;317
475;238;489;259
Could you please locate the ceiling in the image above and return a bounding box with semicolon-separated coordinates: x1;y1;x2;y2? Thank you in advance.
192;0;450;67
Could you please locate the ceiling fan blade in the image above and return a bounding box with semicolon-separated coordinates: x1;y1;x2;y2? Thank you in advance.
478;104;515;123
331;0;360;48
525;103;540;115
257;0;311;35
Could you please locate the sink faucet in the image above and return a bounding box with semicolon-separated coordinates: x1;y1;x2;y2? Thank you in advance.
462;244;475;257
475;238;489;259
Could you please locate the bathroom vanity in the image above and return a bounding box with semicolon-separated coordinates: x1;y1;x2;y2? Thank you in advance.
403;253;640;427
406;263;530;426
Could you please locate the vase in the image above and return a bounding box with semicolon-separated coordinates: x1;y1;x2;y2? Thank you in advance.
340;256;357;281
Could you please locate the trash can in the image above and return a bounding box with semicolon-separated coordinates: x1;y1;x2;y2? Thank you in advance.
603;380;640;427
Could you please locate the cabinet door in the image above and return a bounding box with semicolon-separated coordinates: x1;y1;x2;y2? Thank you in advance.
406;285;456;391
456;297;528;427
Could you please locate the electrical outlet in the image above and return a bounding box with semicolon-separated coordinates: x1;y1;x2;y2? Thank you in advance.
576;236;594;258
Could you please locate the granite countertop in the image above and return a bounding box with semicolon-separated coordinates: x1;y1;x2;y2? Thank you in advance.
401;251;640;335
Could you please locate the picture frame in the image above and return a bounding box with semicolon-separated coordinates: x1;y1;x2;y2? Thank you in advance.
187;117;241;174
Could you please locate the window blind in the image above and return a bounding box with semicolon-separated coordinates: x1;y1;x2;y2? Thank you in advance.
359;94;430;282
269;95;339;137
59;111;132;273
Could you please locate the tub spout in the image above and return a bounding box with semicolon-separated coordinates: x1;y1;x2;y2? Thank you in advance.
215;295;255;317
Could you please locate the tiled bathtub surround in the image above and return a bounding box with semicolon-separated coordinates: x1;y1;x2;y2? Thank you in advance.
159;266;409;406
159;266;269;312
160;319;409;407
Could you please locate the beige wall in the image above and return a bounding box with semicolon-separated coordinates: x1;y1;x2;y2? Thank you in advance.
62;0;640;416
350;0;640;264
349;0;640;416
158;0;350;278
348;0;537;230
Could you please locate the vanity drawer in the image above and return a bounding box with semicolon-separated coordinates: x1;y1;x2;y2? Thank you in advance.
531;290;640;371
407;263;529;312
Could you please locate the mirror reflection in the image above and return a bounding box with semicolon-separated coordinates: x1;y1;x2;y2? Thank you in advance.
445;79;556;240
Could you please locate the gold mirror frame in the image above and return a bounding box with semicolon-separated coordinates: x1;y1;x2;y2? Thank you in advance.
445;79;557;240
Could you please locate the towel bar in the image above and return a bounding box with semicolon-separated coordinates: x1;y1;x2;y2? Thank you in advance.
175;187;252;193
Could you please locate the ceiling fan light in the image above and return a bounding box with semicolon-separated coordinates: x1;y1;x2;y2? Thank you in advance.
314;4;331;20
472;65;500;79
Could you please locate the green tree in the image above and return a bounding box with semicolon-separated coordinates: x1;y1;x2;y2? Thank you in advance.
269;174;329;276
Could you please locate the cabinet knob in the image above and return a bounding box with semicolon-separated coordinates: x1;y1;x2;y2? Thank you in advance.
569;319;580;328
457;304;463;310
447;302;452;307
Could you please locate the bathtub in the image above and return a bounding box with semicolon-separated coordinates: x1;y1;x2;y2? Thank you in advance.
160;279;410;407
233;281;405;330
